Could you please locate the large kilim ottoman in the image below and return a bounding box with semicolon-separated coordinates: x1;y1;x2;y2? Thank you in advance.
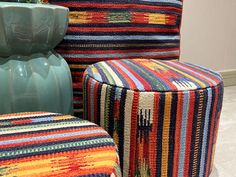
0;112;121;177
48;0;183;117
83;59;224;177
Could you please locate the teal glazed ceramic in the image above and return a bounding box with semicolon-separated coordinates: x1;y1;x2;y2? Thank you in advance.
0;3;73;114
0;2;68;57
0;52;73;114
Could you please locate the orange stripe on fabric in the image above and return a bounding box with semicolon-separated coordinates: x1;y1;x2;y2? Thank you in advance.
0;147;116;165
0;112;47;118
161;92;172;177
173;92;184;176
192;91;204;176
129;91;140;177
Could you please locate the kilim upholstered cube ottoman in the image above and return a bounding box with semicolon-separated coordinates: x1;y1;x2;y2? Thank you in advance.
0;112;121;177
83;59;224;177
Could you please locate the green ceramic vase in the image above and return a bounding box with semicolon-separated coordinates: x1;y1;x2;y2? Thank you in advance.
0;2;73;114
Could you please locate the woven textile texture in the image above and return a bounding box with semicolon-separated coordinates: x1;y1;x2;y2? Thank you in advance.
83;59;224;177
0;112;121;177
49;0;183;116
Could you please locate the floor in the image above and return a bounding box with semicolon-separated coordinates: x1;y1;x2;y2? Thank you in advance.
210;86;236;177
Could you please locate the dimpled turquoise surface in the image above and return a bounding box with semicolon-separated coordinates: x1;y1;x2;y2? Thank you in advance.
0;3;73;114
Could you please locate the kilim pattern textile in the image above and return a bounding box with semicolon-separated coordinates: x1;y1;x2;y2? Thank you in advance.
0;112;121;177
83;59;224;177
49;0;183;116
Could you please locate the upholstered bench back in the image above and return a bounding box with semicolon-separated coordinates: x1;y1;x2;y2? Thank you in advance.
49;0;183;116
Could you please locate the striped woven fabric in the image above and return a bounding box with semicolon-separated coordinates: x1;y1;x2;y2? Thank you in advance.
84;59;223;92
0;112;121;177
49;0;183;116
83;59;224;177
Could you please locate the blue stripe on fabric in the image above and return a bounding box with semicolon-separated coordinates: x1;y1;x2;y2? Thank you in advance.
63;50;179;59
115;87;122;101
111;60;145;90
64;35;180;41
199;88;212;177
0;130;105;145
185;63;223;83
141;0;182;5
32;117;54;123
178;91;190;177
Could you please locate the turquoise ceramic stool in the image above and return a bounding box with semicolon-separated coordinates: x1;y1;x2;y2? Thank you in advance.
0;2;73;114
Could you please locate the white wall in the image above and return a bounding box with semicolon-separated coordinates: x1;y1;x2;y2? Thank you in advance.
180;0;236;71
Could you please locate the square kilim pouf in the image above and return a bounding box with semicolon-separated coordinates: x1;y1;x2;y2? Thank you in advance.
0;112;121;177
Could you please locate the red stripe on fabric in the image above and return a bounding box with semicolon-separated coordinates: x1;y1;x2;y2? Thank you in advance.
129;91;139;177
73;83;82;89
150;92;160;176
205;87;219;177
55;2;182;13
74;96;83;101
57;48;179;55
11;119;32;125
115;60;152;90
64;57;121;63
73;77;83;83
74;104;83;108
68;27;179;33
184;91;195;177
0;112;47;119
90;12;108;23
172;92;183;176
71;72;84;77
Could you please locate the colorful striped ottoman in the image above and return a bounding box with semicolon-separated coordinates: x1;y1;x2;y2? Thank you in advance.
0;112;121;177
83;59;224;177
49;0;183;117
